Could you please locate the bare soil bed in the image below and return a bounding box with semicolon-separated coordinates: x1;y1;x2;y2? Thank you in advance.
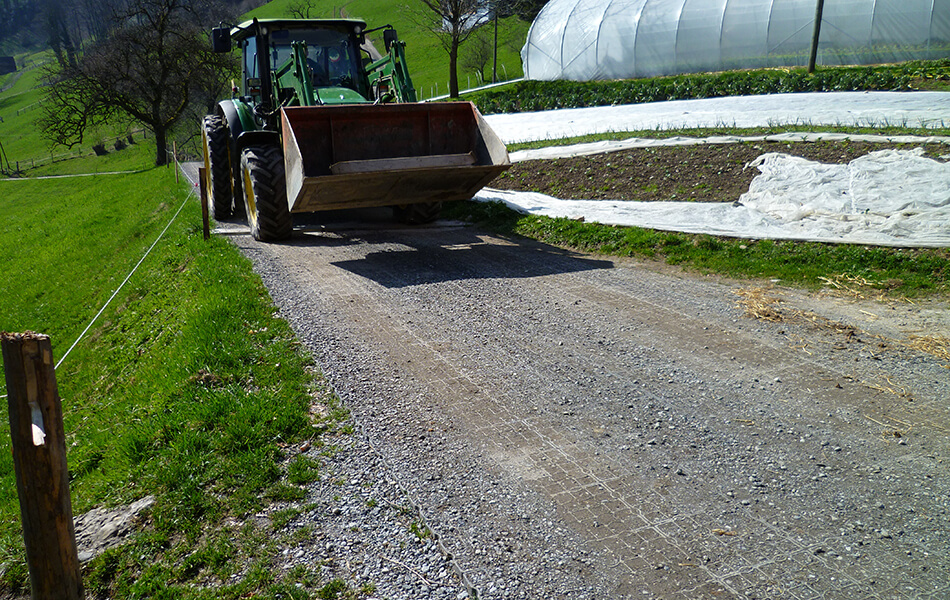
492;140;949;202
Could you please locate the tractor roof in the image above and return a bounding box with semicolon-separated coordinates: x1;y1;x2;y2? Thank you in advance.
231;18;369;41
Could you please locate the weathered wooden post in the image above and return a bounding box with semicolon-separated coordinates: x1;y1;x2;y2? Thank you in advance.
1;331;84;600
199;166;210;240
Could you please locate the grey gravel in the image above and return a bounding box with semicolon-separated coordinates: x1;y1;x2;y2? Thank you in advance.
226;213;950;600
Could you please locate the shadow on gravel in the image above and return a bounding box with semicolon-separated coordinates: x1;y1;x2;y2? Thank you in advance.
326;226;614;288
214;200;614;287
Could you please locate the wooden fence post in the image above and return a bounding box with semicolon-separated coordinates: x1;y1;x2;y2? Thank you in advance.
1;331;84;600
199;167;210;240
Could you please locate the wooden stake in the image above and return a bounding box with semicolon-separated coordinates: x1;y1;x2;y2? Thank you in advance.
2;332;83;600
199;167;210;240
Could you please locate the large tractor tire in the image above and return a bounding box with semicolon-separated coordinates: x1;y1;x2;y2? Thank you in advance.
240;145;293;242
393;201;443;225
201;115;234;220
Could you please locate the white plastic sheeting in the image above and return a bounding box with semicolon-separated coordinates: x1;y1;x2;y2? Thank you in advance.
483;92;950;145
476;149;950;247
476;93;950;247
522;0;950;81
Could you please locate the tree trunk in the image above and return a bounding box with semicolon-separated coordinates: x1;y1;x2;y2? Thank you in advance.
154;126;168;166
449;41;459;98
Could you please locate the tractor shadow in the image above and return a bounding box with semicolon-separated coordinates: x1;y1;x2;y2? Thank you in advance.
285;208;614;289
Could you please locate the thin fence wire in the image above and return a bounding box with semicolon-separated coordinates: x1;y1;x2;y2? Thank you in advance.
1;172;190;399
1;130;147;176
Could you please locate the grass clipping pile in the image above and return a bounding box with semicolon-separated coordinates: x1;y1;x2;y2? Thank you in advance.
734;282;950;365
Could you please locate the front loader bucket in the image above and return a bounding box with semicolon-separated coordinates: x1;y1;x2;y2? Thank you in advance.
281;102;510;213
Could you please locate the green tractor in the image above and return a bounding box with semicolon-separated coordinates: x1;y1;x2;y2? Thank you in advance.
201;18;510;241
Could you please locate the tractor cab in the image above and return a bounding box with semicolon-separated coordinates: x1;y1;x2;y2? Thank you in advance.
224;19;374;107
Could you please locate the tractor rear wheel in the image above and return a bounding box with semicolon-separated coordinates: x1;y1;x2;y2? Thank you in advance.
393;201;443;225
240;145;292;242
201;115;234;220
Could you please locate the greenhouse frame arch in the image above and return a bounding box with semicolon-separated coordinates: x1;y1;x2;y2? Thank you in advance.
522;0;950;80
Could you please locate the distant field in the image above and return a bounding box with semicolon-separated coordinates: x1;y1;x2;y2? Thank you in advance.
0;52;150;174
0;63;54;164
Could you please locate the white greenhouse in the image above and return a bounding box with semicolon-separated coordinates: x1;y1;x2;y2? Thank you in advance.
522;0;950;80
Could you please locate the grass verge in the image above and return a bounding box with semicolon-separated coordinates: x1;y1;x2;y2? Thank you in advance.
0;165;359;598
443;200;950;297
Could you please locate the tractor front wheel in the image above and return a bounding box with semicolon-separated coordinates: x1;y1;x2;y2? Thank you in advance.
201;115;234;220
393;202;443;225
240;145;292;242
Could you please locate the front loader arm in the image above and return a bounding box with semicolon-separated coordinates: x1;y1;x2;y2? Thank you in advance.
365;34;417;103
270;41;320;107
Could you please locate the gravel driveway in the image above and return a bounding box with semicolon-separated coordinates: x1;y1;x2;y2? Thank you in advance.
226;213;949;600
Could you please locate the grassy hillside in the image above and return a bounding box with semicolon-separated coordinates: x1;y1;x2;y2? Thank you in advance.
0;54;150;174
0;47;349;598
0;149;352;597
0;61;57;166
243;0;530;99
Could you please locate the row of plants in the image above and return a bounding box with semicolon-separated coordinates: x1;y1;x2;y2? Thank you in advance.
466;59;950;114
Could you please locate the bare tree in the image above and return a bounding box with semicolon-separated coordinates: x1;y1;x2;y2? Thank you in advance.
418;0;546;96
286;0;315;18
508;0;547;21
461;28;492;84
39;0;236;166
76;0;128;42
416;0;488;98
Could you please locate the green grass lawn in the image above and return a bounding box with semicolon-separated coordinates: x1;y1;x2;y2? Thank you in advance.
443;201;950;297
0;147;350;597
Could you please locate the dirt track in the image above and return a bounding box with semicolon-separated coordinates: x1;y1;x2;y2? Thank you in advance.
229;211;949;599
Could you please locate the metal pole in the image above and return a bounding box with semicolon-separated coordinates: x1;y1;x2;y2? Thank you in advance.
492;5;498;84
808;0;825;74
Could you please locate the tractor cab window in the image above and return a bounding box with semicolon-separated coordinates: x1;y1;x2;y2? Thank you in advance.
271;29;357;89
243;36;258;79
241;36;265;100
270;28;358;90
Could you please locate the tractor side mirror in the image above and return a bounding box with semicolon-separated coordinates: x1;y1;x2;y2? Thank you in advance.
383;29;398;53
211;27;232;53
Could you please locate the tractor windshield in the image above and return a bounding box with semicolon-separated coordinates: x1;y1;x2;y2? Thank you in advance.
270;28;359;90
